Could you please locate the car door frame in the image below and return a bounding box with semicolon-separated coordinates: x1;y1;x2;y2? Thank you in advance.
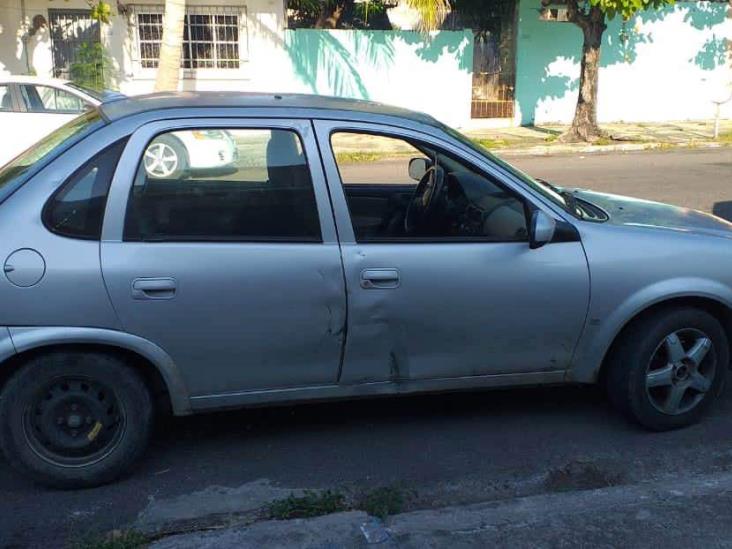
103;117;339;243
312;119;577;243
313;118;591;384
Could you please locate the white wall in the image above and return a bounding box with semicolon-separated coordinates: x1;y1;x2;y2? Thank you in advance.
516;0;732;125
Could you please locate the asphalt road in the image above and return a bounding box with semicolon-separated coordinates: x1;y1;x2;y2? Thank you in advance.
510;148;732;216
1;148;732;548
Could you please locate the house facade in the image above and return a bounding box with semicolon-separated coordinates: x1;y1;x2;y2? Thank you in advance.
0;0;729;127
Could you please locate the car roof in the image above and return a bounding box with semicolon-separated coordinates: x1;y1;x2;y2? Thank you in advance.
99;92;440;127
0;75;71;87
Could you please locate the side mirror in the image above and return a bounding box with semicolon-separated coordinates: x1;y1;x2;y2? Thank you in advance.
529;210;556;249
408;157;430;181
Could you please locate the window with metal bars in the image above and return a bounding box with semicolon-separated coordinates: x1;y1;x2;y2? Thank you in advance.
135;7;242;69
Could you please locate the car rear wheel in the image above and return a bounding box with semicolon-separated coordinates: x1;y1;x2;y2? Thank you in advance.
0;352;153;488
606;307;728;431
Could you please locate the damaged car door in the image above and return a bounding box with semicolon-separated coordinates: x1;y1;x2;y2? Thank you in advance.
100;119;346;400
315;121;590;384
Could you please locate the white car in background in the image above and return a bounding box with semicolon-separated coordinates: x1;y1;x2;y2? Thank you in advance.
0;76;237;177
144;129;239;179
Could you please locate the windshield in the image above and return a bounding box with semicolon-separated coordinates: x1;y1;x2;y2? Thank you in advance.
0;110;105;204
439;124;572;213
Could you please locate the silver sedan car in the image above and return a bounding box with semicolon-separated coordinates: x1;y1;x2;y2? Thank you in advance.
0;93;730;488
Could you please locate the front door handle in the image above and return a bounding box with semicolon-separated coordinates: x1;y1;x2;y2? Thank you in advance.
361;269;400;289
132;277;177;300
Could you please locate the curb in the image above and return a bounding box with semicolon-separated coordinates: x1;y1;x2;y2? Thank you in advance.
490;140;729;157
149;470;732;548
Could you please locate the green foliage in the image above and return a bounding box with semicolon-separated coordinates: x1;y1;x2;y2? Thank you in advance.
406;0;450;31
358;486;405;519
69;42;111;91
89;0;112;24
267;490;348;520
589;0;674;21
68;530;147;549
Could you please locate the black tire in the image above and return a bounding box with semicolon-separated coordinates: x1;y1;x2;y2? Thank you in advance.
143;134;188;180
606;307;728;431
0;352;153;489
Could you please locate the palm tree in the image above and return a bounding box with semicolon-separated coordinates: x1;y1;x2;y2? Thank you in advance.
406;0;450;31
154;0;186;92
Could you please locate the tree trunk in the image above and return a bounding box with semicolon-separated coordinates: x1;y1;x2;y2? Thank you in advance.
562;4;607;142
154;0;186;92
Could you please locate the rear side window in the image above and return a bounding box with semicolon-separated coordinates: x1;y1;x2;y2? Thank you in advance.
43;139;127;239
124;128;322;242
0;85;13;111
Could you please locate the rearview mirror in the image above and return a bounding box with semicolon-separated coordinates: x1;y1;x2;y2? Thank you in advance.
529;210;556;249
408;157;430;181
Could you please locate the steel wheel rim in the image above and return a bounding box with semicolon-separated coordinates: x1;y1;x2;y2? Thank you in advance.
645;328;716;416
22;376;126;468
144;142;179;178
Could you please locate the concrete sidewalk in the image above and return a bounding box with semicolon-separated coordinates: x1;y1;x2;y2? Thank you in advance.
151;470;732;548
464;120;732;157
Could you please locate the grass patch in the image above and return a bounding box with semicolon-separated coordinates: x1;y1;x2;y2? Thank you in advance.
543;134;558;143
69;530;148;549
267;490;348;520
358;486;406;520
717;131;732;144
594;136;614;146
335;151;384;164
472;138;509;150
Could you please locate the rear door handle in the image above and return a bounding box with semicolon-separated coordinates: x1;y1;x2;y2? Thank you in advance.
361;269;400;289
132;277;177;300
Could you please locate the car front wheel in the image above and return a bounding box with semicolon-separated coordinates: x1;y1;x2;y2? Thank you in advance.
606;307;728;431
0;352;153;488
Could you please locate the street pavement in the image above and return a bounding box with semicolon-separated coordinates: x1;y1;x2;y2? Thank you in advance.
1;148;731;548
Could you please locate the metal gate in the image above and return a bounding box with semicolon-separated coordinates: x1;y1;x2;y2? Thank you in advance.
471;29;516;119
48;10;101;78
466;0;517;120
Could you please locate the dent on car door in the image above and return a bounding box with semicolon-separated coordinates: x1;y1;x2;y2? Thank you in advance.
315;120;590;384
100;120;346;400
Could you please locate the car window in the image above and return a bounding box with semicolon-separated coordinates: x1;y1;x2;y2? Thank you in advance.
124;128;322;242
20;85;86;113
331;133;428;185
331;131;528;242
43;139;127;240
0;85;13;111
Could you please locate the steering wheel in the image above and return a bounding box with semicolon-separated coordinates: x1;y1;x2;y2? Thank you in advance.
404;165;446;234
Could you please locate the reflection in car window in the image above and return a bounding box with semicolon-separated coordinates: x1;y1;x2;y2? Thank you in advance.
0;110;104;205
124;128;322;242
331;131;528;243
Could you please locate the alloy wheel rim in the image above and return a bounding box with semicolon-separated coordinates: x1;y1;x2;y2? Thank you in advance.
144;143;179;178
23;376;125;467
645;328;716;416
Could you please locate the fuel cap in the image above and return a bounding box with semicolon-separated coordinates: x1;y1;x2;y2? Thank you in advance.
4;249;46;287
